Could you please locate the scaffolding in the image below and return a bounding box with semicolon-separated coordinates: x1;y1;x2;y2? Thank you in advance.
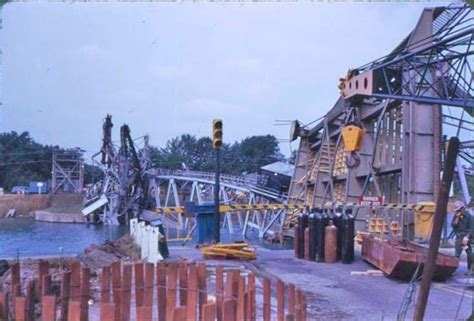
51;148;85;194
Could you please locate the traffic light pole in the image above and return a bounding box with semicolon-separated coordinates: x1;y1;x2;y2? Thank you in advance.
214;148;221;243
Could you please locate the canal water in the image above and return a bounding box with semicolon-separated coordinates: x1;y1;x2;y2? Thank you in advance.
0;218;127;259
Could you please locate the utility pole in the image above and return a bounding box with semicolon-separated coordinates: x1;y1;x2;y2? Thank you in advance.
414;136;460;321
212;119;223;243
214;148;221;243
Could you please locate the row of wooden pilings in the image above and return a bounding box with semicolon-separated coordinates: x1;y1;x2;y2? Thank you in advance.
0;260;307;321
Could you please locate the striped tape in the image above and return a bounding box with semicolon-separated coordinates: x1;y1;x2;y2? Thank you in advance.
317;202;427;211
155;202;429;215
155;203;306;215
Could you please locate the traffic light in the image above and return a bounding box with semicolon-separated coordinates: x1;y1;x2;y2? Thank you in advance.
212;119;223;149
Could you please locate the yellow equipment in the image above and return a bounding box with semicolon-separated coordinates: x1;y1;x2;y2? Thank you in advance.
199;243;256;260
341;125;364;152
414;201;436;242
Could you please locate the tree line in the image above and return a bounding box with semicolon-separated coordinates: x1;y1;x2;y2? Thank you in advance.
2;130;469;201
0;131;285;191
0;131;101;191
150;134;284;175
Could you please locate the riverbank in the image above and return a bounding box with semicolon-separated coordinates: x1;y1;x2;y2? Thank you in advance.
0;194;50;217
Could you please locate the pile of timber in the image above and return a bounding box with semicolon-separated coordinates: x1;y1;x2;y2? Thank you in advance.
199;243;256;261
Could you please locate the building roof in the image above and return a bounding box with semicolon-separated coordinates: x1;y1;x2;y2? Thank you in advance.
260;161;295;177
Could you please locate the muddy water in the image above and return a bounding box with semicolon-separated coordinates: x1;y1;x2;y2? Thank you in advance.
0;218;126;259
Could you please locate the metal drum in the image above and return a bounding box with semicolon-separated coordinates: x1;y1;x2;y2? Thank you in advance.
341;209;355;264
324;220;338;263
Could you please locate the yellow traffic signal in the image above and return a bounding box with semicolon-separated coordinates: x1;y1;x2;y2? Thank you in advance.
212;119;223;149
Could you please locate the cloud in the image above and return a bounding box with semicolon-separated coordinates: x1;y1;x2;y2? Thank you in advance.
78;44;109;59
178;98;248;119
147;64;191;79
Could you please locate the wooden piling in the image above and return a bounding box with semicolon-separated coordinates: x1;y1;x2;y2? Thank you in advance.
144;263;154;308
288;283;296;316
67;300;82;321
14;296;27;321
276;280;285;321
186;264;198;321
70;262;81;302
80;268;91;321
11;262;21;294
178;261;188;306
38;260;49;299
197;262;208;321
263;278;271;321
156;263;167;321
231;270;240;299
111;261;122;320
134;263;145;308
167;263;178;321
120;264;132;321
100;302;116;321
41;274;52;296
41;295;57;321
247;273;256;321
223;298;236;321
295;289;303;321
216;265;224;321
202;302;216;321
101;266;111;303
0;291;9;319
60;271;71;321
26;279;35;321
173;306;187;321
237;276;246;321
136;306;153;321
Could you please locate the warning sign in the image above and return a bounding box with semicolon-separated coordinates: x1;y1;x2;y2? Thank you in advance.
358;196;384;207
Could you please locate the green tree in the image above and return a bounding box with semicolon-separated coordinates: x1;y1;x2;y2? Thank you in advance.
0;131;102;191
151;134;283;175
0;131;53;190
236;135;284;174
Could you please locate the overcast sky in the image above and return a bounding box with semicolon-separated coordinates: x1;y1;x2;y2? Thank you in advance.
1;1;450;159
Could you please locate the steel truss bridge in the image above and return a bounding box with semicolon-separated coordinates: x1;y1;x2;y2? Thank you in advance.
150;169;293;240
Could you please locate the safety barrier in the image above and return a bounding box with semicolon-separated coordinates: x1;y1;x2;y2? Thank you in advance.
130;219;163;263
0;260;308;321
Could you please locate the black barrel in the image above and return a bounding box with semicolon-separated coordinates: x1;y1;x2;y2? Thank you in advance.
297;213;309;259
315;209;328;262
322;208;330;228
333;207;343;260
341;208;355;264
308;213;316;261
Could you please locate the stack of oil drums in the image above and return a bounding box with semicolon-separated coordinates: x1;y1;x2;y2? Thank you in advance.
295;207;354;264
